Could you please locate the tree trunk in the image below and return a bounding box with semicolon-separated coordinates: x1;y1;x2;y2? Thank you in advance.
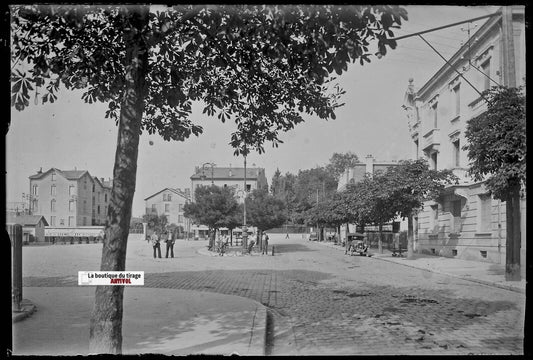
505;182;521;281
89;7;149;354
407;214;414;259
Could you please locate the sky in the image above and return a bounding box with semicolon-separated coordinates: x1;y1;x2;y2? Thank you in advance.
6;5;501;217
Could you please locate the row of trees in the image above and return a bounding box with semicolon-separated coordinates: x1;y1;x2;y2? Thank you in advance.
183;185;287;249
270;151;360;224
302;159;458;256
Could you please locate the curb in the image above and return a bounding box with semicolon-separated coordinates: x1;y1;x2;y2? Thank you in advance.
12;299;37;323
313;241;526;294
371;255;526;294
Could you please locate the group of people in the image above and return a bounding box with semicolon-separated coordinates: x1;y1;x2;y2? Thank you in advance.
149;230;175;259
246;232;270;255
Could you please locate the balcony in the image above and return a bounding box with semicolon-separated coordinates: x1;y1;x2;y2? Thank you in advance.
422;128;440;152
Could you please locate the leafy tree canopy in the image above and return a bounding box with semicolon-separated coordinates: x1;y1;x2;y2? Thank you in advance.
142;213;168;233
327;151;360;181
463;86;526;200
246;188;287;231
11;4;407;154
183;185;239;229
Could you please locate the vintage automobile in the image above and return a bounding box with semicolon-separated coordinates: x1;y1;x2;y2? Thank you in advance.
345;232;369;256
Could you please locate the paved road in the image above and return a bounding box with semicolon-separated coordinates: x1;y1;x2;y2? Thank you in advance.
20;234;525;355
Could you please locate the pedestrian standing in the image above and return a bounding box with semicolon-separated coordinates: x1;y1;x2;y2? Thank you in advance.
262;232;269;255
151;231;161;258
166;230;175;258
285;233;290;239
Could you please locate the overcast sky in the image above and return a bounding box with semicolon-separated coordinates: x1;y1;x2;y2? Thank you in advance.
6;5;501;217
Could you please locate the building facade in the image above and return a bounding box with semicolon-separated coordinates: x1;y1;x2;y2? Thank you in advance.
28;168;112;227
144;188;191;234
190;165;269;204
337;155;402;192
92;177;112;225
402;6;526;267
6;214;49;243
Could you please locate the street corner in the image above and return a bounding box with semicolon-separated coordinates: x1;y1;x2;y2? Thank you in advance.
12;299;37;323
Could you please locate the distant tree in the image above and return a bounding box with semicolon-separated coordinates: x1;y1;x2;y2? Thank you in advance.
463;86;526;280
246;188;287;248
304;192;349;240
183;185;239;249
327;151;360;181
219;203;243;245
11;4;407;353
141;213;168;234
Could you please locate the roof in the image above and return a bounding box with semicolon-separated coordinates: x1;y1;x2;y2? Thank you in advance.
144;187;190;201
29;167;92;181
190;167;264;180
6;214;49;226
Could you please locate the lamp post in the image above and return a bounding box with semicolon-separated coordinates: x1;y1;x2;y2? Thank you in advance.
241;154;248;249
201;162;215;185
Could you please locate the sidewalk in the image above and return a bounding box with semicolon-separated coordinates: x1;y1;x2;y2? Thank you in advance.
12;287;266;356
315;240;526;294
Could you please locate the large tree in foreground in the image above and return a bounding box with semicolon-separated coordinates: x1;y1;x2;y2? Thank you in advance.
10;4;407;353
463;86;526;281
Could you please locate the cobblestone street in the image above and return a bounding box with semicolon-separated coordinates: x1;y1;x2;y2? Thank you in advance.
20;234;525;355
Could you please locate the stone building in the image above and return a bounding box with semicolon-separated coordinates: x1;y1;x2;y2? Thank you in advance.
401;6;526;269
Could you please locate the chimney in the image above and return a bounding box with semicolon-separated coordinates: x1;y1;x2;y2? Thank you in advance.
38;167;42;174
195;166;199;174
101;177;104;182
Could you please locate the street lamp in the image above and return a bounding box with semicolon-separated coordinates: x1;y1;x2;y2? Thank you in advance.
201;162;215;185
241;152;249;249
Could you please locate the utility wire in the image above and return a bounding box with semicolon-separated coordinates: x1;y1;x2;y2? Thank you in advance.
417;34;489;104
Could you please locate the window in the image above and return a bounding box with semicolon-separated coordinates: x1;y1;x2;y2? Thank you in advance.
51;185;56;196
51;173;56;181
179;204;183;212
32;199;38;212
165;204;170;213
478;194;492;232
32;184;38;195
97;205;101;215
83;200;87;212
69;200;75;212
60;218;65;225
152;204;156;210
68;216;75;226
167;194;172;201
481;59;491;90
414;139;419;159
246;184;251;192
163;193;167;201
453;84;460;116
97;192;100;202
104;193;108;202
432;103;438;128
69;185;75;196
50;216;56;226
453;139;460;167
451;200;462;233
178;215;184;223
50;199;56;212
92;184;95;192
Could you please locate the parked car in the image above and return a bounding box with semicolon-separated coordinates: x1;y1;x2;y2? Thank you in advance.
309;232;319;241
